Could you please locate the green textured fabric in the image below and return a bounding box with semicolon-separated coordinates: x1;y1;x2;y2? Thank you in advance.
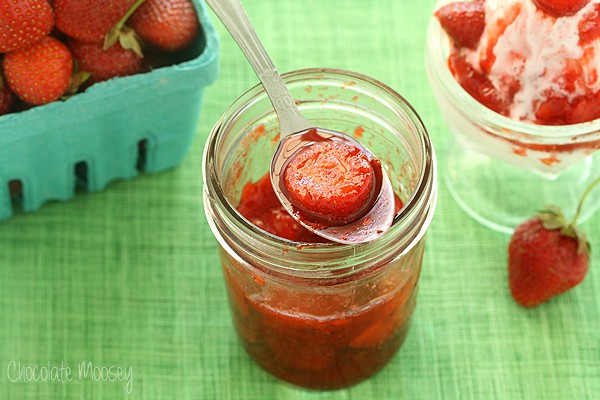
2;1;600;399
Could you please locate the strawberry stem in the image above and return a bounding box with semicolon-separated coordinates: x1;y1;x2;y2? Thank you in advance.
104;0;147;50
572;175;600;226
120;0;147;27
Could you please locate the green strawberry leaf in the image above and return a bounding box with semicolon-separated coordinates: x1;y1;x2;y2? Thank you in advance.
104;0;146;52
537;205;568;230
119;27;144;58
537;204;590;257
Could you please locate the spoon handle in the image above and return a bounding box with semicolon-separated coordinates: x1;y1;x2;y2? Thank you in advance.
206;0;313;137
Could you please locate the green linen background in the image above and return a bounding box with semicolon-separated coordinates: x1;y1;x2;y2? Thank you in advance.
1;1;599;399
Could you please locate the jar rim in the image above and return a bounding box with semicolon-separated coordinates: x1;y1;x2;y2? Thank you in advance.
426;11;600;141
203;67;437;277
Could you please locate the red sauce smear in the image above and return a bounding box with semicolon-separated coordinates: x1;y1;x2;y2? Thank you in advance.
237;173;323;242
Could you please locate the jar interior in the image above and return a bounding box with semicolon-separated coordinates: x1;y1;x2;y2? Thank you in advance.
217;73;423;218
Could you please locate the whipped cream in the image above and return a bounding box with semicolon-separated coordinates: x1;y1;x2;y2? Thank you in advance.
463;0;600;121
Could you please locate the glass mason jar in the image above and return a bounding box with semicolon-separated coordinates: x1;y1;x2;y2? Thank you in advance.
426;0;600;233
203;68;437;390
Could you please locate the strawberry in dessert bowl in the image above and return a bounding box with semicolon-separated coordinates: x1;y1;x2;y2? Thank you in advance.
426;0;600;232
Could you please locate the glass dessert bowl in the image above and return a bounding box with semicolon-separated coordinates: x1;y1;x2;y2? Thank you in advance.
426;0;600;233
203;68;437;389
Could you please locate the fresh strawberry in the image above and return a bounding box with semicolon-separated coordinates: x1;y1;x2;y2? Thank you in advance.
69;40;142;84
130;0;199;52
0;72;15;115
508;176;599;307
0;0;54;53
54;0;137;43
435;1;485;49
532;0;590;17
3;37;73;106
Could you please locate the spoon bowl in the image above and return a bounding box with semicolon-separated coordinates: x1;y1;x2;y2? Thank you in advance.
206;0;394;244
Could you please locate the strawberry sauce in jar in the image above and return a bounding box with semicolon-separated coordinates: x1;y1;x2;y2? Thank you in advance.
203;68;437;389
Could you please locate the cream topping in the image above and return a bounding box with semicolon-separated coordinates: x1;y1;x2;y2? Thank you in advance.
464;0;600;121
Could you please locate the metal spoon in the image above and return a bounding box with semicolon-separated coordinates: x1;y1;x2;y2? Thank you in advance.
206;0;395;244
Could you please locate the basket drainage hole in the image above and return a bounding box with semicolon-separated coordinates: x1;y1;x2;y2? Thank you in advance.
137;139;148;172
75;161;88;192
8;179;24;211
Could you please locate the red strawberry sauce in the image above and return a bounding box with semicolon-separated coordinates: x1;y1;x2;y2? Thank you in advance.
228;169;411;389
223;262;417;389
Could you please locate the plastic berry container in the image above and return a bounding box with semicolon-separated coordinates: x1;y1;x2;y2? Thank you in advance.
0;0;219;221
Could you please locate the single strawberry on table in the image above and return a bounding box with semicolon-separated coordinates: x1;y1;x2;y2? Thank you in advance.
0;0;54;53
508;176;600;307
3;36;73;106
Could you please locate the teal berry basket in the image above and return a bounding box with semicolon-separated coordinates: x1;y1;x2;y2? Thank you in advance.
0;0;219;221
